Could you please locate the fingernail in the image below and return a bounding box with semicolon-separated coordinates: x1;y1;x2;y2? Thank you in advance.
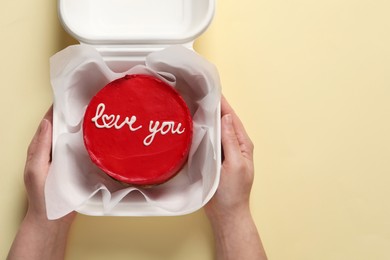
40;119;49;133
223;114;232;126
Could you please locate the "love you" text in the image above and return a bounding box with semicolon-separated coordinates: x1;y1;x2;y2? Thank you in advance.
91;103;185;146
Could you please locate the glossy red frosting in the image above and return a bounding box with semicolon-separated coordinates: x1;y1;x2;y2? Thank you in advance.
83;74;193;186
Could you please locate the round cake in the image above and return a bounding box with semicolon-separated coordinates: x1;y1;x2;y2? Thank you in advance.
83;74;193;186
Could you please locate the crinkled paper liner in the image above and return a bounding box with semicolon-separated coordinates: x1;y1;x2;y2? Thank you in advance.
45;45;221;219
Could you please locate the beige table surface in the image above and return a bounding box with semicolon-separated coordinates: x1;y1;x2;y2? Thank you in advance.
2;1;390;259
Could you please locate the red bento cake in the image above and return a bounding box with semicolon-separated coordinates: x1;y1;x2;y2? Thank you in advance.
83;74;193;186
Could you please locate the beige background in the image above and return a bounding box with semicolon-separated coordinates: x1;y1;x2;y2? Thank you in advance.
2;0;390;259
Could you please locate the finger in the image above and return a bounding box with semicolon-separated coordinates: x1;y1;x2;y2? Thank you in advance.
221;96;248;138
221;96;254;158
43;105;53;124
221;114;242;162
221;95;235;117
26;106;53;162
36;119;52;166
26;119;52;170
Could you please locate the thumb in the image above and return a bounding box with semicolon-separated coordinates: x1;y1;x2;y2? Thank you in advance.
221;114;241;162
26;119;52;171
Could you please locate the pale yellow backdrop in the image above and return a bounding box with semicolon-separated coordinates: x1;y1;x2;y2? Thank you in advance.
1;0;390;259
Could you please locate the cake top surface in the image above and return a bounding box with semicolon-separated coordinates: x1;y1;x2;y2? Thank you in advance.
83;74;193;186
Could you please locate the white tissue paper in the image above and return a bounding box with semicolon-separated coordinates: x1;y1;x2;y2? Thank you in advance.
45;45;221;219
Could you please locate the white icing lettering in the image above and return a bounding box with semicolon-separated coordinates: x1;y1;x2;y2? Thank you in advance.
143;121;185;146
92;103;142;131
91;103;186;146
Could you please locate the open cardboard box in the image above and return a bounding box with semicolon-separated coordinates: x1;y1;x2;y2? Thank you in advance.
45;0;221;218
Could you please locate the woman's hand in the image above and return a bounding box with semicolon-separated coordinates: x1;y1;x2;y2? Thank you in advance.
8;107;76;260
205;96;255;220
204;96;267;260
